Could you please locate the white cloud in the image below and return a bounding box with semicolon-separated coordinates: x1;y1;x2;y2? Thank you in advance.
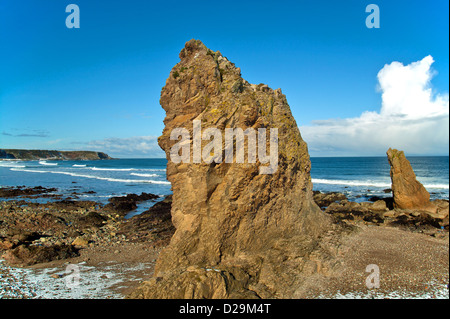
300;56;449;156
73;136;165;158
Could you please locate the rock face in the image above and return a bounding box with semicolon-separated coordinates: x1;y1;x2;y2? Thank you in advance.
130;40;332;299
386;148;436;212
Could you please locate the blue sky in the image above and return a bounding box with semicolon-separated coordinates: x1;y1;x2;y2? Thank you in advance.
0;0;448;157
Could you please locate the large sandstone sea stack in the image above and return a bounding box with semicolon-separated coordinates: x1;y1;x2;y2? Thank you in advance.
130;40;333;299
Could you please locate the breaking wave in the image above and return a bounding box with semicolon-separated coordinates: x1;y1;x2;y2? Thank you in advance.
130;173;159;177
90;167;166;172
39;161;58;166
0;163;26;168
9;168;170;185
312;178;449;189
90;167;136;171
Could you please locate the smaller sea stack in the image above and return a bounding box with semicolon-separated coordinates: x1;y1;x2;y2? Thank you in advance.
386;148;436;213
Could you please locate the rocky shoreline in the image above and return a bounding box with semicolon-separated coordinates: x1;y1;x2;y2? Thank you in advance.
314;191;449;237
0;186;174;298
0;187;174;266
0;184;448;299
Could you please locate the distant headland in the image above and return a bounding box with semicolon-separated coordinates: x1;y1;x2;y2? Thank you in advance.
0;149;112;160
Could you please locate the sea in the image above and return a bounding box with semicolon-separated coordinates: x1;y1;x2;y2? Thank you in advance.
0;156;448;215
310;156;449;202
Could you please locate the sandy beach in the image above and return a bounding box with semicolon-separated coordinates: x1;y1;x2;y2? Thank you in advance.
2;220;447;299
1;186;448;299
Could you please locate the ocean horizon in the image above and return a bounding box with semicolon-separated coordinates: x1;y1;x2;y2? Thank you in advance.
1;156;448;211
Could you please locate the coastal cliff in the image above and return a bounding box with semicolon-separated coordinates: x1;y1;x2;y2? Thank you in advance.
0;149;112;160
